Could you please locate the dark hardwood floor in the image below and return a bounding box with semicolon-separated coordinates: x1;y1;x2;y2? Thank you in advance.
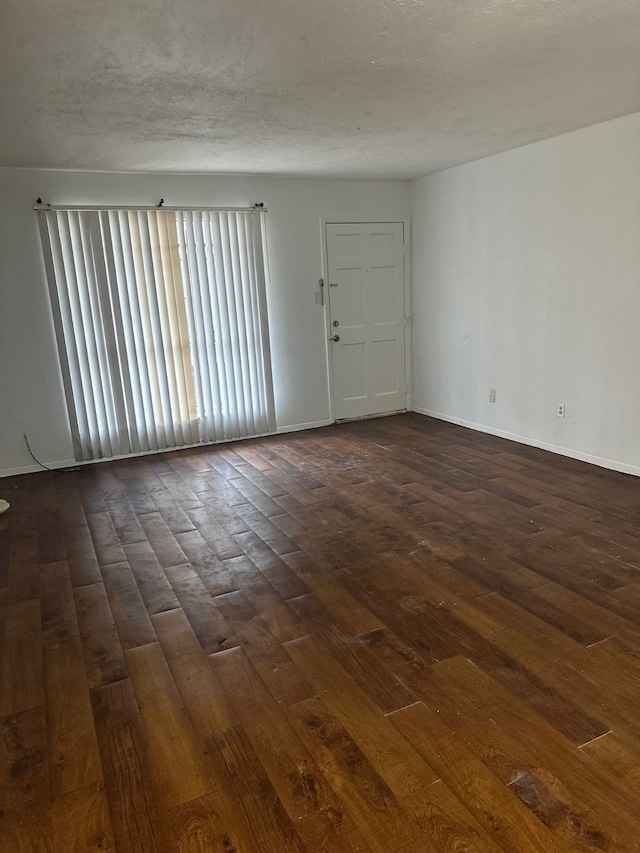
2;412;640;851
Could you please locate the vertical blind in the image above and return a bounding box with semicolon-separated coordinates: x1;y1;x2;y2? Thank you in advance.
38;207;275;462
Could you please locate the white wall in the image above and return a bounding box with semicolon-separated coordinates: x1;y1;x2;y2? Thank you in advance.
0;170;409;476
412;111;640;475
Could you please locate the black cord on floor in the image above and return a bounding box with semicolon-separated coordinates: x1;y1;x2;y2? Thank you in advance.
23;433;82;473
23;433;54;471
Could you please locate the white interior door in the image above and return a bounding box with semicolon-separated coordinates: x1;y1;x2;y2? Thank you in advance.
326;222;407;420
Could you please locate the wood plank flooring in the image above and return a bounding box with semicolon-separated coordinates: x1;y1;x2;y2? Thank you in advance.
2;412;640;851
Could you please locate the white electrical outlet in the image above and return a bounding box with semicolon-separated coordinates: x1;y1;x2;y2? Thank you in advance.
489;388;496;403
557;402;565;418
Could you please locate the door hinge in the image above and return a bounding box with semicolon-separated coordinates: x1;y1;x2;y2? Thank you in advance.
403;316;411;327
405;382;411;394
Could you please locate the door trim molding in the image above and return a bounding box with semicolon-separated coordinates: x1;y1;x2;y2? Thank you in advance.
319;217;412;424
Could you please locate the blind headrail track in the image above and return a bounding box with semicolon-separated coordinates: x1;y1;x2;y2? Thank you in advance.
35;204;267;213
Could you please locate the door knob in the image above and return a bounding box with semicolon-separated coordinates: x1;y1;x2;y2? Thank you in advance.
330;334;340;342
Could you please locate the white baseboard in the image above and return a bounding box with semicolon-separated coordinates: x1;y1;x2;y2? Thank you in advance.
0;459;77;478
0;421;335;480
5;413;636;480
276;419;333;434
413;406;640;478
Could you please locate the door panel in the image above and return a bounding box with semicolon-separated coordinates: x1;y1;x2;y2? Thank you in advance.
371;265;396;325
339;267;366;326
337;343;366;400
372;339;398;395
327;222;406;420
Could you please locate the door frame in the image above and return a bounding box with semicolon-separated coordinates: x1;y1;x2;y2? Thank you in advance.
320;217;412;424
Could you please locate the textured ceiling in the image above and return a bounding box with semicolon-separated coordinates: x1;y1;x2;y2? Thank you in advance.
2;0;640;178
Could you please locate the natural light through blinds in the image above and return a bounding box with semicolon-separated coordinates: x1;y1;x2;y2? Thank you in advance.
38;207;275;462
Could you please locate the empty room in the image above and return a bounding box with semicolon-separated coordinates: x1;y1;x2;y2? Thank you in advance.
2;1;640;850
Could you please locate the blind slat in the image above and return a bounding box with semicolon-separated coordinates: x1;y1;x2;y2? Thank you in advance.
105;211;144;454
38;213;86;460
124;211;161;451
180;212;224;442
78;211;116;458
208;212;240;437
254;213;277;432
136;210;176;449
